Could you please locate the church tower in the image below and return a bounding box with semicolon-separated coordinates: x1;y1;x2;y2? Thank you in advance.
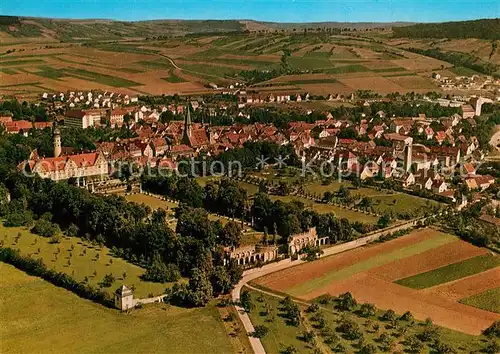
403;141;412;173
53;127;62;158
182;104;192;146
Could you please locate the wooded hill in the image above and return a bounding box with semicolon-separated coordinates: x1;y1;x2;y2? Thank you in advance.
393;18;500;40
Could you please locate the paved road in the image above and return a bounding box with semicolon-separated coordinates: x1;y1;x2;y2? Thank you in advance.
231;218;425;354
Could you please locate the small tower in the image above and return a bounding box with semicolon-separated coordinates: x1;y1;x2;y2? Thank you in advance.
182;104;193;146
114;285;134;311
53;127;62;158
403;141;412;173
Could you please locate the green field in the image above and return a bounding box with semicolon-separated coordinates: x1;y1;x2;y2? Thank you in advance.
0;223;167;298
236;181;260;195
286;232;457;296
396;254;500;290
269;195;378;224
163;69;186;83
0;263;235;354
245;287;485;354
63;68;142;87
450;66;480;76
304;181;442;218
136;59;174;70
460;287;500;313
124;193;178;212
0;68;17;74
0;59;45;66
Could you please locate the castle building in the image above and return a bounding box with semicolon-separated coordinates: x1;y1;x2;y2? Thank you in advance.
20;128;109;185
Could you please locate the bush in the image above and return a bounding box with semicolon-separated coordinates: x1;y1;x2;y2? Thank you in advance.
400;310;414;322
484;340;500;354
5;210;33;227
337;318;362;340
358;303;376;317
418;325;440;342
337;292;357;311
381;309;396;321
359;343;377;354
484;320;500;338
251;325;269;338
99;273;115;288
143;258;181;283
32;218;60;238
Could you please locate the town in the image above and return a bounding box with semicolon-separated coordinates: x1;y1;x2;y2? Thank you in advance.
1;13;500;354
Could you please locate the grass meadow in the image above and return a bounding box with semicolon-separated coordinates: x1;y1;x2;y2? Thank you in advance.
0;223;168;298
0;263;235;354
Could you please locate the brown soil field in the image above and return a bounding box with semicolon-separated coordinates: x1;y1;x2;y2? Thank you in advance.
390;55;451;71
350;47;381;60
266;73;336;83
160;46;206;58
421;267;500;302
0;73;42;86
338;76;404;93
317;44;336;53
139;82;205;95
196;36;222;44
368;240;489;281
302;272;499;335
362;61;404;70
386;75;439;90
299;83;353;95
255;228;439;291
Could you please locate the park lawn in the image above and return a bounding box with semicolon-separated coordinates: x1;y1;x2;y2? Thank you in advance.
240;231;264;246
396;254;500;290
124;193;178;213
245;287;484;354
194;175;221;187
236;181;260;195
0;263;235;354
370;193;442;216
0;223;167;298
304;181;389;198
269;195;378;224
286;232;457;296
460;287;500;314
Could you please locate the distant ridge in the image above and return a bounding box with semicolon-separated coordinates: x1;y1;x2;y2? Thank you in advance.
393;18;500;40
0;15;417;40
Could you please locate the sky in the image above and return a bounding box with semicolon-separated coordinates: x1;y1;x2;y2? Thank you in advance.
2;0;499;23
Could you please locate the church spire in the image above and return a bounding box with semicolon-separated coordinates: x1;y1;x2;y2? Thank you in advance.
182;103;192;146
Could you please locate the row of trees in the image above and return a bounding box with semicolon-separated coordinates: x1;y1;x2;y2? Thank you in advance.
142;172;355;243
